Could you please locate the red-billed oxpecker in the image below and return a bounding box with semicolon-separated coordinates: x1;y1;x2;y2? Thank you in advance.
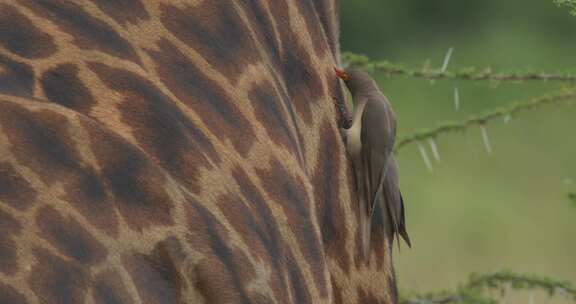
335;68;411;258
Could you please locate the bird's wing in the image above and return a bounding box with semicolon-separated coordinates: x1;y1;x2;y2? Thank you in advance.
361;142;397;243
380;158;411;247
361;93;396;159
363;145;387;215
360;95;395;209
360;96;410;248
363;154;411;248
363;147;396;244
361;94;396;213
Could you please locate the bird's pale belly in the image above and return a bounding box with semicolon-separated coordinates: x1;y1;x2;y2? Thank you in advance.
345;122;362;157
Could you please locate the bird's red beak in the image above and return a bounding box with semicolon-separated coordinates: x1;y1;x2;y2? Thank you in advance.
334;67;348;81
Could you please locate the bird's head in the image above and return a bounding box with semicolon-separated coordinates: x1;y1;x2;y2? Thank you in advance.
335;68;378;94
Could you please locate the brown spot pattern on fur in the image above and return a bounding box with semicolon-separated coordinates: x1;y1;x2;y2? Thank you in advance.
285;252;313;303
36;206;108;265
0;4;57;59
0;102;80;184
370;202;388;269
28;248;89;304
314;120;351;274
0;1;398;303
266;1;326;125
330;276;344;304
295;0;328;57
218;191;292;302
358;288;384;304
83;118;174;231
88;62;217;193
0;54;34;97
21;0;141;64
88;0;149;26
256;159;328;297
42;64;96;114
248;81;300;154
0;161;37;211
230;167;294;301
0;209;21;275
312;0;340;58
0;101;120;236
389;272;399;304
186;197;257;304
0;283;27;304
147;39;256;157
231;168;286;261
280;43;324;126
123;238;186;304
160;2;258;81
238;0;282;67
92;270;133;304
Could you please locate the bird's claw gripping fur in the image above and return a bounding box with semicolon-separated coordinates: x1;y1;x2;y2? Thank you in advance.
333;97;353;129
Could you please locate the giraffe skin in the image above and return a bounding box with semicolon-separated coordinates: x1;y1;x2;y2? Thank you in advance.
0;1;398;303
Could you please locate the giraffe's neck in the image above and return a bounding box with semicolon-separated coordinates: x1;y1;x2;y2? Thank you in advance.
0;1;398;303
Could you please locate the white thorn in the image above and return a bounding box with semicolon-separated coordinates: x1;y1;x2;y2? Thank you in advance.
453;86;460;111
555;287;568;296
441;47;454;72
417;142;433;171
480;125;493;155
528;291;534;304
504;114;511;124
428;138;441;161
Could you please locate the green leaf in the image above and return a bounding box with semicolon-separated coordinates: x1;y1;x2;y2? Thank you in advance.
555;0;576;15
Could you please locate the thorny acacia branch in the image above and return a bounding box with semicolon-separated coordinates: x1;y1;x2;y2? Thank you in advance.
343;52;576;83
400;270;576;304
394;87;576;152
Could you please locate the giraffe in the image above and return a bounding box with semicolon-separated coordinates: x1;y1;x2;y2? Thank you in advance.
0;1;399;303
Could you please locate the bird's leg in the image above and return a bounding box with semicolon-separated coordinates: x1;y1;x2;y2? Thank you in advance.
333;97;353;129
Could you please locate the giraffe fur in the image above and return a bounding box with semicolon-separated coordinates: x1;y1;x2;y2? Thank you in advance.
0;1;399;303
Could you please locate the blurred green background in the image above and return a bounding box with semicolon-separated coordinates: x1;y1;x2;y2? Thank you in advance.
341;0;576;300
